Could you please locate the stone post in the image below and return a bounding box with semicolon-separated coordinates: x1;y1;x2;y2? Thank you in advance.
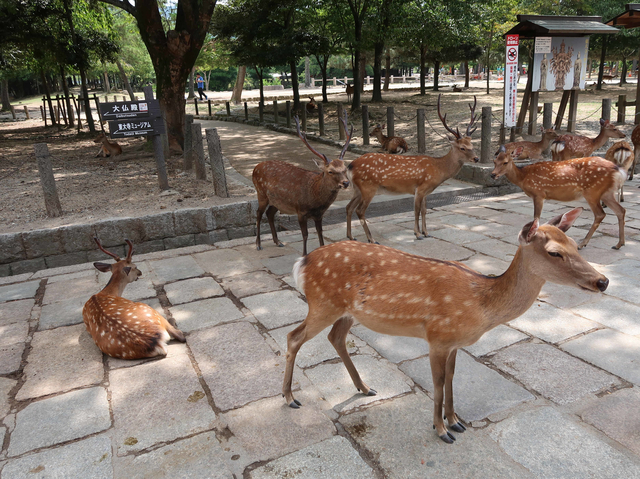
206;128;229;198
480;106;492;163
192;123;206;180
417;109;426;154
184;114;194;170
34;143;62;217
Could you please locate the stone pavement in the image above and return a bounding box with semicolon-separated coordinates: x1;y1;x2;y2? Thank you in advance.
1;185;640;478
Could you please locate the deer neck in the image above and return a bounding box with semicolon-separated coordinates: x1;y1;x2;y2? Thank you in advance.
504;161;527;187
591;128;610;151
99;273;127;297
374;131;386;143
436;148;467;180
310;171;339;202
539;135;553;150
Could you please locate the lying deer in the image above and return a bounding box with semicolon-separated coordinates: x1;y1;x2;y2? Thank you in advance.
94;132;123;158
550;118;625;162
253;112;352;256
605;141;634;202
346;84;354;103
492;145;628;249
496;127;559;161
347;95;479;243
283;208;608;443
83;238;185;359
369;124;409;154
306;97;317;113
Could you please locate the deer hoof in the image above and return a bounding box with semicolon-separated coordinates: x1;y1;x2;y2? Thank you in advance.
438;431;456;444
450;422;466;433
256;245;263;251
612;244;624;250
289;399;302;408
366;388;377;396
277;242;285;247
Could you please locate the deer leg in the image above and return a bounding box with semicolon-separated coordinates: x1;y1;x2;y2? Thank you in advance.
430;349;456;443
327;317;377;396
255;199;268;251
346;190;363;241
419;193;429;238
299;217;310;256
532;196;545;220
414;191;428;239
266;206;284;247
601;191;626;250
580;196;606;249
313;218;325;246
355;196;377;244
444;349;466;433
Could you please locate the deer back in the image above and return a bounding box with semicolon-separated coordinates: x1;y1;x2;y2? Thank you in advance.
500;129;558;160
552;119;625;161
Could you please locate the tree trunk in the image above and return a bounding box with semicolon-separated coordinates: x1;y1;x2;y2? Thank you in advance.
359;52;366;92
103;70;111;93
204;71;211;91
40;70;57;126
433;60;440;91
1;79;11;111
188;68;196;99
464;61;470;88
620;59;628;85
59;66;74;127
419;45;426;95
115;58;136;100
255;66;265;105
231;66;246;104
321;56;329;103
384;48;391;91
371;42;384;102
79;66;96;132
290;59;300;112
486;22;494;95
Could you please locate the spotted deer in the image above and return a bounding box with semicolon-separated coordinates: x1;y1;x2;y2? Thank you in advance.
346;94;479;243
369;124;409;154
496;127;559;160
283;208;608;443
605;141;634;202
94;133;122;158
83;238;185;359
253;112;352;256
492;145;628;249
550;119;625;162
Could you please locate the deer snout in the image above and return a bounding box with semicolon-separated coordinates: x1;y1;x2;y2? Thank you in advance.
473;156;479;163
341;180;350;189
596;277;609;292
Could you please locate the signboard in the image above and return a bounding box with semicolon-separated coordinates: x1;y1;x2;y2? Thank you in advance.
535;37;552;54
108;118;166;138
504;34;519;128
99;99;163;138
531;37;589;92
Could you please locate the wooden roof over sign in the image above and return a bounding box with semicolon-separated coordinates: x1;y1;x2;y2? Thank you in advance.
606;4;640;28
505;15;619;39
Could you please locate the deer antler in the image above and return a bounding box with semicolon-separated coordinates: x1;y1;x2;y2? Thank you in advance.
94;237;121;261
437;94;461;140
338;110;353;160
124;239;134;262
465;96;478;137
295;116;329;164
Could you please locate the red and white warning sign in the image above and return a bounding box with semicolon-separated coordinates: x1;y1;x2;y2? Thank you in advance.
504;34;519;128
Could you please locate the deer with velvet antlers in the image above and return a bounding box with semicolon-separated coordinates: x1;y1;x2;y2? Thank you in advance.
83;238;185;359
253;112;352;256
283;208;608;443
496;127;559;160
346;94;479;243
550;118;625;162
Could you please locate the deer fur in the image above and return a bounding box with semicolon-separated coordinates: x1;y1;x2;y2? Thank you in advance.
94;133;122;158
550;119;625;162
283;208;608;444
346;84;354;102
369;124;409;154
605;141;634;202
497;127;559;160
306;97;317;113
630;124;640;181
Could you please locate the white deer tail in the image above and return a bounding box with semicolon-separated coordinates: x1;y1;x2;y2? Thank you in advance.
550;140;564;154
614;148;634;172
292;257;306;294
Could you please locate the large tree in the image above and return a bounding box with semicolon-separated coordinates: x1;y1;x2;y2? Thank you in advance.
100;0;216;151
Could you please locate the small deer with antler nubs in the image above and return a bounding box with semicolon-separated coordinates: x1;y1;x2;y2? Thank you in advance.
497;127;559;161
550;119;625;162
83;238;185;359
253;112;352;256
369;124;409;154
283;208;608;444
94;133;122;158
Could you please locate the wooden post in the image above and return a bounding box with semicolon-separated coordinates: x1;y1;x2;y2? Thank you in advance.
192;123;206;180
318;102;325;136
208;99;212;116
34;143;62;217
387;107;394;137
527;91;539;135
273;100;279;125
499;125;506;145
194;98;199;116
10;106;16;120
480;106;492;163
602;98;611;122
554;90;571;130
285;101;291;128
618;95;626;124
56;95;67;125
360;105;369;145
73;96;82;131
54;106;60;123
184;114;194;170
143;86;169;190
337;103;345;140
42;98;47;126
567;89;579;133
205;128;229;198
259;101;264;122
510;127;516;142
301;103;307;131
226;101;231;116
244;102;249;121
417;108;426;154
543;103;553;129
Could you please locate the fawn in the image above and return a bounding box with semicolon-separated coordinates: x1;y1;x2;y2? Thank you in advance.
94;133;123;158
369;124;409;154
497;127;559;160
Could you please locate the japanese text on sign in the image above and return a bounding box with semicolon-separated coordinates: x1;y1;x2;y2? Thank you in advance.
504;34;519;128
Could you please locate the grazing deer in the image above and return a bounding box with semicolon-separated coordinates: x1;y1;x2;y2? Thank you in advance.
283;208;608;444
369;124;409;154
496;127;559;160
253;112;352;256
346;84;354;102
630;123;640;181
550;118;625;162
347;94;479;243
605;141;634;202
306;96;317;113
492;145;628;249
94;132;122;158
83;238;185;359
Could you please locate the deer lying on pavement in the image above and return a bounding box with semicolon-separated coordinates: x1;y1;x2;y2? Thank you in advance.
283;208;608;443
369;124;409;154
94;132;123;158
496;127;559;160
550;119;625;162
252;112;352;256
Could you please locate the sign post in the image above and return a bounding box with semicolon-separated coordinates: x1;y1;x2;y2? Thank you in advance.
504;34;520;128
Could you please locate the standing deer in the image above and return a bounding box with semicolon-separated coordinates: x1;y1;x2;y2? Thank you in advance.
369;124;409;154
492;145;628;249
83;238;185;359
550;118;625;162
346;84;354;103
283;208;608;444
253;112;352;256
605;141;634;202
94;133;123;158
630;123;640;181
346;95;479;243
496;127;559;160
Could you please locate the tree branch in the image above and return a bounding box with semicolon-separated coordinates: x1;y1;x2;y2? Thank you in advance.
99;0;136;16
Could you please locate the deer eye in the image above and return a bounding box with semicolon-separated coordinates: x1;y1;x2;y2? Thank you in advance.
460;147;466;151
548;251;562;258
503;162;508;165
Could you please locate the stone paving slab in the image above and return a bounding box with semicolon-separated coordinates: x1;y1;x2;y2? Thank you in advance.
466;238;517;262
188;322;283;411
241;290;307;330
107;341;184;370
0;321;28;348
400;351;534;422
38;296;86;330
8;387;110;457
570;297;640;336
42;275;99;305
488;407;640;478
0;377;16;417
260;254;301;276
2;435;113;479
149;255;205;284
0;281;40;303
221;271;282;298
350;325;429;363
0;299;34;326
463;325;529;357
112;431;233;479
16;325;103;401
537;282;599;309
429;227;490;244
169;297;244;333
118;278;157;302
490;342;621;405
164;276;224;305
561;329;640;385
402;237;474;262
603;279;640;306
579;387;640;456
340;392;534;478
109;346;216;456
0;342;25;375
249;436;376;479
193;249;264;278
460;253;510;276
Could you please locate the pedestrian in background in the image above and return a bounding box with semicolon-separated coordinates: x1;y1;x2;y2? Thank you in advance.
196;74;207;100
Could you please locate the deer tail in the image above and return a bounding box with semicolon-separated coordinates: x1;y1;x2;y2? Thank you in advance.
292;256;307;294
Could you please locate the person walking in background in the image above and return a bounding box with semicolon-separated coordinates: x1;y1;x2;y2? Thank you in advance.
196;74;207;100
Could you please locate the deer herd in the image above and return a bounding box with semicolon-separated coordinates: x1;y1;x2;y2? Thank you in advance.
82;94;637;446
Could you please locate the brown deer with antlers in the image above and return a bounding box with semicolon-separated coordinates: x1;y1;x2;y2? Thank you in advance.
253;112;352;256
492;145;629;249
369;124;409;154
283;208;608;443
605;141;634;203
346;95;479;243
83;238;185;359
550;118;625;162
496;127;559;160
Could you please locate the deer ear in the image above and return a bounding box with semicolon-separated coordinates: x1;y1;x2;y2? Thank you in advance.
545;207;583;232
519;219;539;244
94;262;112;273
312;157;326;170
513;146;524;159
600;118;606;126
123;266;132;276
